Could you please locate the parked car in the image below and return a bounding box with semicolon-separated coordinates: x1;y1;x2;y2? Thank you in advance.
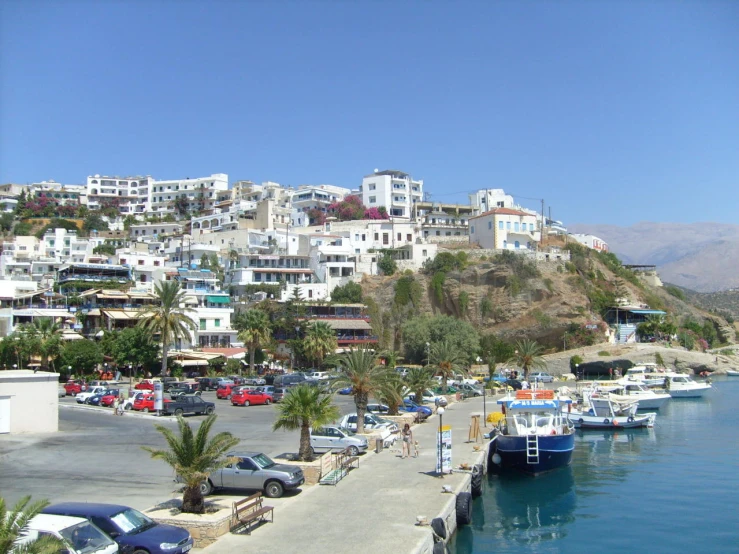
271;387;288;402
215;377;235;387
88;388;120;406
23;514;118;554
160;394;215;416
122;392;145;411
400;400;432;419
273;373;309;388
366;403;390;414
197;451;304;498
310;426;369;456
169;383;201;399
58;385;66;398
231;388;273;406
42;502;193;554
337;386;353;395
216;383;238;399
161;377;180;391
100;390;122;407
339;413;399;434
133;393;171;412
257;385;275;396
242;377;266;386
64;380;87;396
504;379;523;390
405;389;448;406
134;379;159;391
530;372;555;383
456;383;484;397
197;377;220;391
308;371;329;381
76;386;107;404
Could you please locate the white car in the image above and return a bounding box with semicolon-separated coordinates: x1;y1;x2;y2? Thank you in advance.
308;372;330;381
339;413;399;434
23;514;118;554
404;388;448;406
75;386;107;404
122;391;146;411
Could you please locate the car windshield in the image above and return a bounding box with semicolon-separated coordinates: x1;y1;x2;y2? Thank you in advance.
59;521;114;554
251;453;276;469
338;426;355;436
110;508;156;535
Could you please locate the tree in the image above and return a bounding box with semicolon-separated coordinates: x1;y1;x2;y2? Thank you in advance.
82;213;109;233
479;334;515;379
235;309;272;376
332;347;393;434
13;222;33;236
428;339;466;394
330;281;363;303
402;315;480;365
122;214;138;230
0;495;64;554
404;366;436;406
303;321;338;368
59;339;102;375
138;281;197;376
143;415;239;514
0;213;14;233
273;385;340;461
507;339;547;380
376;374;406;415
327;195;366;221
30;318;63;371
110;326;160;374
377;253;397;276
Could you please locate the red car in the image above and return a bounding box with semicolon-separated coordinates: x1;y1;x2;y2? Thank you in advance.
134;379;158;391
100;392;120;407
64;380;87;396
216;383;238;399
231;388;273;406
132;393;170;412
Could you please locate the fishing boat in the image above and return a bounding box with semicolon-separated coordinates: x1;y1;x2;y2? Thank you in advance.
726;369;739;377
622;364;668;387
664;374;712;398
567;392;656;429
488;389;575;476
612;381;671;410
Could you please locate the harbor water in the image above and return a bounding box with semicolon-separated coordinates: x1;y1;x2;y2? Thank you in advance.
451;377;739;554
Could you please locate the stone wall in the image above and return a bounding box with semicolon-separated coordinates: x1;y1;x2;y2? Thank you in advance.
146;500;233;549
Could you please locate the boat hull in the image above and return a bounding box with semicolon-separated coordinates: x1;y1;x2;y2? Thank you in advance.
489;433;575;476
725;370;739;377
570;413;655;429
667;386;711;398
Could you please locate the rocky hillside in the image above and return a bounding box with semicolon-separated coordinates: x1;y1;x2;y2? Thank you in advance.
357;244;736;355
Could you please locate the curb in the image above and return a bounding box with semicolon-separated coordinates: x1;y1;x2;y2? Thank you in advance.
60;403;176;421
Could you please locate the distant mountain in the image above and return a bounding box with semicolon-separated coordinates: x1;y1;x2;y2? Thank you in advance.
568;222;739;293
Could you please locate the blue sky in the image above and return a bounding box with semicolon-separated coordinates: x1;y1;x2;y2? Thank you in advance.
1;1;737;226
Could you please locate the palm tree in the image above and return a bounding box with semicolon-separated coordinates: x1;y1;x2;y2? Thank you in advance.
333;347;394;434
508;339;547;380
429;339;466;394
235;309;272;376
138;281;196;376
303;321;338;368
376;373;406;415
0;495;64;554
404;366;437;406
30;318;62;371
143;415;240;514
273;384;340;461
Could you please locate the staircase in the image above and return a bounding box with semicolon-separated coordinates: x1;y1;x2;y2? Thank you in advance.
615;324;637;344
526;434;539;465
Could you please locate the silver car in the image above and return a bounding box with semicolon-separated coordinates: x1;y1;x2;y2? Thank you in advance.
310;426;368;456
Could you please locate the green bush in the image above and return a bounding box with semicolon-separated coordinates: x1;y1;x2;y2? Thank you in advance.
664;285;686;301
331;281;363;303
458;291;469;316
480;296;493;318
430;272;446;303
569;355;583;371
543;278;554;293
598;350;610;356
394;275;422;307
378;253;397;276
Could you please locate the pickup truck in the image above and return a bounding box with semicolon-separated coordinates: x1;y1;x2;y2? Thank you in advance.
197;451;304;498
160;394;215;416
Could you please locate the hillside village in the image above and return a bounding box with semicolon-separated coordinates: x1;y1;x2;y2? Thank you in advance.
0;169;734;374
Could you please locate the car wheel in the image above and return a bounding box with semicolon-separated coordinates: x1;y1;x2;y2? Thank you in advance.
243;400;250;407
206;406;214;415
143;407;150;413
124;404;132;411
308;446;316;457
264;480;284;499
132;549;149;554
200;480;213;496
264;399;271;405
347;445;359;457
174;408;184;416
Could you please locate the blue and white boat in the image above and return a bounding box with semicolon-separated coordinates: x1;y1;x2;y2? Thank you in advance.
488;389;575;476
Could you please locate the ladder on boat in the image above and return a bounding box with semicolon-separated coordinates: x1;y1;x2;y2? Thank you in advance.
526;434;540;465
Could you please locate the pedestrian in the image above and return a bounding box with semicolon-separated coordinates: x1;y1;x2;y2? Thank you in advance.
401;424;413;459
609;367;613;380
113;395;120;416
434;397;440;414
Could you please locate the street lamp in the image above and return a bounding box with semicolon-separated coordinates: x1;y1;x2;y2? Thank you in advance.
425;342;431;366
437;407;445;477
128;364;133;393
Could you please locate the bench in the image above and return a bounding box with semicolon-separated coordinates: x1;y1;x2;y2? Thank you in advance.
231;492;274;534
339;447;359;471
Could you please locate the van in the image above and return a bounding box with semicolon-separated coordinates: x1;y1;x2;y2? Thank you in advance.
22;514;118;554
273;373;308;388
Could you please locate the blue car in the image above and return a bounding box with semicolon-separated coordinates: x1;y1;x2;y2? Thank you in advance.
400;400;432;419
337;386;353;395
43;503;193;554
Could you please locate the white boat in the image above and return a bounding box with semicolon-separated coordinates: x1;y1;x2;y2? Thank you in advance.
623;364;667;387
726;369;739;377
612;381;671;410
567;392;656;429
664;374;712;398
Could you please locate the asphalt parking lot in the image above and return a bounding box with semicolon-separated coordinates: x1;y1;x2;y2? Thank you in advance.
0;388;358;510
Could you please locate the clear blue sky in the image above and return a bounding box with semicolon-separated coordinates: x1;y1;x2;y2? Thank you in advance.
1;1;737;225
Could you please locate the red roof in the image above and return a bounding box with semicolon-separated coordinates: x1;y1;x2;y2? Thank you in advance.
470;207;532;220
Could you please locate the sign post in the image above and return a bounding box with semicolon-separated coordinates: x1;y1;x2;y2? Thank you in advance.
154;382;163;415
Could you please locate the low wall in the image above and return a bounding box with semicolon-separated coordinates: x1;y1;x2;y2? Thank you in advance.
146;499;232;548
276;453;329;485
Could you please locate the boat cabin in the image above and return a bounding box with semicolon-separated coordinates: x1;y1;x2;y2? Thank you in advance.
498;390;572;436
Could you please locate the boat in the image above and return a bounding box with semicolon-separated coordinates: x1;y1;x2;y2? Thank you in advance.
622;364;668;387
664;374;712;398
488;388;575;476
726;369;739;377
567;393;656;429
612;381;671;410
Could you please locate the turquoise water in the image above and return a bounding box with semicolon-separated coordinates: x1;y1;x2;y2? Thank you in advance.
451;378;739;554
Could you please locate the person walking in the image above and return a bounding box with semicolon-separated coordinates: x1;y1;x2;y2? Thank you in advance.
401;424;413;459
113;395;120;416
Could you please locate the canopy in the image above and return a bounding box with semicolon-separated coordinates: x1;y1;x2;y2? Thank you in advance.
206;295;231;304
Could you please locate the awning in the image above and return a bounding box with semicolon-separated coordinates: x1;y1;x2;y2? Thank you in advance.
61;332;84;341
323;319;372;330
97;294;128;300
103;310;141;320
86;309;101;316
176;360;209;367
206;295;231;304
628;309;666;315
183;296;199;305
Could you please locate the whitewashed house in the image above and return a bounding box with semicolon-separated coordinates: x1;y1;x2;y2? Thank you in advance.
469;208;541;250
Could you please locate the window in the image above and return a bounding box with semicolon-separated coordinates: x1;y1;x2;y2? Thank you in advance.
515;241;520;249
506;221;511;230
120;259;127;264
374;233;379;241
138;260;144;265
407;234;412;242
154;261;160;266
488;221;492;230
369;184;376;190
470;226;475;234
361;234;366;241
422;249;427;256
369;196;376;203
254;273;261;282
215;319;221;327
514;222;519;232
498;221;503;230
382;233;389;245
236;458;258;471
200;319;206;330
397;233;401;241
308;289;313;298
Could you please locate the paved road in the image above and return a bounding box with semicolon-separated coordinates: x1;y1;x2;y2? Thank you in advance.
0;389;357;510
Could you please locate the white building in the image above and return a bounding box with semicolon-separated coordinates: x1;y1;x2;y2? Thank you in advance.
149;173;229;216
468;189;515;214
469;208;541;250
359;169;423;219
570;233;609;252
290;184;352;224
86;175;153;213
0;371;59;434
130;223;183;241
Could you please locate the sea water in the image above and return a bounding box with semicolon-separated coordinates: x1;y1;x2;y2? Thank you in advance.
451;377;739;554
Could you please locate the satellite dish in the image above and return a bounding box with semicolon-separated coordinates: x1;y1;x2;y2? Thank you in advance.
374;168;379;173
